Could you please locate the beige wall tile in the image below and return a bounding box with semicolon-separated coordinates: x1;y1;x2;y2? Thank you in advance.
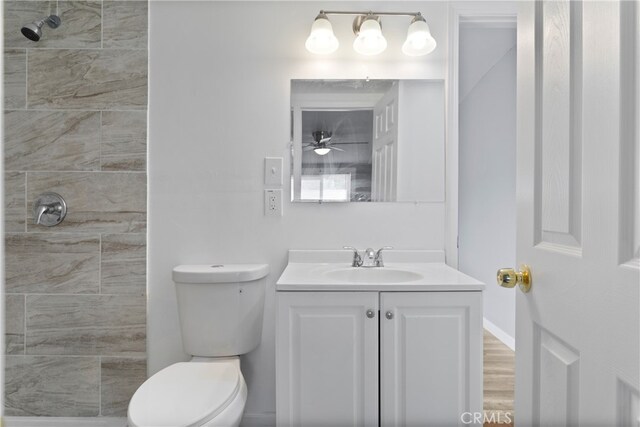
4;0;148;417
26;325;145;356
101;357;146;416
101;259;146;295
5;172;25;232
5;355;99;416
26;294;146;330
28;49;147;109
5;111;100;171
103;1;147;49
4;49;26;109
27;172;147;233
101;233;146;295
6;233;100;294
102;233;146;261
4;1;101;49
5;295;25;355
101;111;147;171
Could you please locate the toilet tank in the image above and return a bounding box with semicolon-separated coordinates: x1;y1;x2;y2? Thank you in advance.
172;264;269;357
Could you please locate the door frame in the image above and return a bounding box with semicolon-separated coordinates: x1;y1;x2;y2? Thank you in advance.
445;3;518;269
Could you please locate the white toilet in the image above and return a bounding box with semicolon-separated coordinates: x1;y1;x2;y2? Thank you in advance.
128;264;269;427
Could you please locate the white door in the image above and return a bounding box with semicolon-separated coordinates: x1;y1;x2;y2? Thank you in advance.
276;292;379;427
515;1;639;425
380;292;483;426
372;83;399;201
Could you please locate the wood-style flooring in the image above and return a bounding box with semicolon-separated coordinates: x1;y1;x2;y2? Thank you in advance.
483;329;515;426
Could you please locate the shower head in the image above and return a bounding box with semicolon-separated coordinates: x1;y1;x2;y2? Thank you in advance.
21;15;61;41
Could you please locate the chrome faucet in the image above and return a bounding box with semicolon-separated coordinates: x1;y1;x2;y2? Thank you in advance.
362;248;376;267
343;246;362;267
374;246;393;267
344;246;393;267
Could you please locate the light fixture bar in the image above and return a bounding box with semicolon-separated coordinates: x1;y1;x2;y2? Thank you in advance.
305;10;436;57
320;10;422;18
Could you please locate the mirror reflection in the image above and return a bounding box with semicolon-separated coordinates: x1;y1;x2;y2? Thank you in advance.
291;79;445;202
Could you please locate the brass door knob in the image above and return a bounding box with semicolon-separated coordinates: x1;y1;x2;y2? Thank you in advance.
497;265;532;293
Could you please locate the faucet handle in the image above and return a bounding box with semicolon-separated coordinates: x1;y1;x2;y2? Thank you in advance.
343;246;362;267
33;192;67;227
375;246;393;267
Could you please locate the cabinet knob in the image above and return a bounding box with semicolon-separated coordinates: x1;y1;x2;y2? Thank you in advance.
385;311;394;320
366;309;375;319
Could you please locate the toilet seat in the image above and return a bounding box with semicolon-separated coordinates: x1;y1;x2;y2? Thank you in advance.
128;359;242;427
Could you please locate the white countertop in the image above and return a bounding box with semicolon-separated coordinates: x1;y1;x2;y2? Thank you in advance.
276;250;485;292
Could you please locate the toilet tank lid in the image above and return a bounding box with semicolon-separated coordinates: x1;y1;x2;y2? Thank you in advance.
173;264;269;284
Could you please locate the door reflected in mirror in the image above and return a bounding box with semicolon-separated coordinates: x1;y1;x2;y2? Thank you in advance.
291;79;445;203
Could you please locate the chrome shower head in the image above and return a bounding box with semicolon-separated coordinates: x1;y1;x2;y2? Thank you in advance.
21;15;61;41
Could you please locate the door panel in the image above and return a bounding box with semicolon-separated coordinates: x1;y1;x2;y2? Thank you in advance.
535;327;580;427
372;83;398;201
276;292;379;427
516;1;640;425
538;0;582;251
380;292;482;427
620;0;640;266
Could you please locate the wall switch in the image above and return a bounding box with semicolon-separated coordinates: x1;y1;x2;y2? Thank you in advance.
264;189;283;217
264;157;283;186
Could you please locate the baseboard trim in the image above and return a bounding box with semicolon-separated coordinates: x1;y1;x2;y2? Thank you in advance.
3;417;126;427
483;318;515;351
241;412;276;427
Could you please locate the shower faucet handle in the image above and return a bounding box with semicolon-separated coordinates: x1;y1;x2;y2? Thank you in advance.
33;192;67;227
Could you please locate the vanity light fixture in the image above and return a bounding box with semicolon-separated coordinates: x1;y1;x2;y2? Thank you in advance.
305;10;436;56
305;12;340;54
402;15;437;56
352;15;387;55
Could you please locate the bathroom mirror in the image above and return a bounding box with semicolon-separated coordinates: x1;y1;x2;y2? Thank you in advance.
291;79;445;203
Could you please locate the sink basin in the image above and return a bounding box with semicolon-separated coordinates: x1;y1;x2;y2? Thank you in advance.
324;267;423;284
276;250;486;291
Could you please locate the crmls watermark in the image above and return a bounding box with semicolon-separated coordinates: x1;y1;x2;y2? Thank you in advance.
460;411;513;425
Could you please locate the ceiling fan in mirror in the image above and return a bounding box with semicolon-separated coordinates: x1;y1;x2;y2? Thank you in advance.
303;130;368;155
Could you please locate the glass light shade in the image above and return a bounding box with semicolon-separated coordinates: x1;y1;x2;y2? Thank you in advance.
305;15;339;55
353;18;387;56
402;18;436;56
314;147;331;155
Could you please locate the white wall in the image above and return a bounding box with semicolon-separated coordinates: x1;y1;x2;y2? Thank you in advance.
458;26;517;345
149;1;449;418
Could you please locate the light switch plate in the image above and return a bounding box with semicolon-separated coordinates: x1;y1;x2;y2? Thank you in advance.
264;189;283;217
264;157;283;186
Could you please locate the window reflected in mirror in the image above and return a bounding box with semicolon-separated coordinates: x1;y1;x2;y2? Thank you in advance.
291;79;445;203
300;109;373;202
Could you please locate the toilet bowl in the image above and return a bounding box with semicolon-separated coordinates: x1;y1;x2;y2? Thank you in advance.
128;358;247;427
128;264;269;427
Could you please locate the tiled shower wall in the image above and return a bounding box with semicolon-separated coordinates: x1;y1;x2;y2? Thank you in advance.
3;0;148;417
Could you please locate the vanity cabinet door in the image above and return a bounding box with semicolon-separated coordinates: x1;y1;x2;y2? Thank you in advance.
276;292;379;427
380;292;483;427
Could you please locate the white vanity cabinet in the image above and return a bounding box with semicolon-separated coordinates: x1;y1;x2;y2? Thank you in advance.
379;291;482;427
276;290;483;427
276;292;379;427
